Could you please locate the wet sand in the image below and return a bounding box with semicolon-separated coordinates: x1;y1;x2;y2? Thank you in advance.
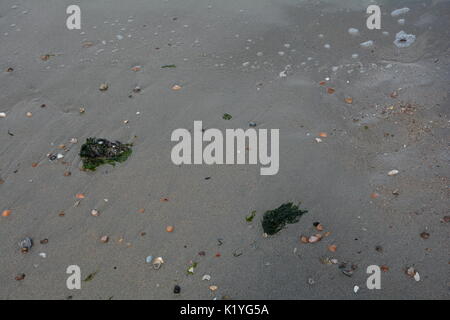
0;0;449;299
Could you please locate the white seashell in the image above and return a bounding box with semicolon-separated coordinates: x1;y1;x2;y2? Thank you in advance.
388;170;399;176
414;272;420;282
202;274;211;281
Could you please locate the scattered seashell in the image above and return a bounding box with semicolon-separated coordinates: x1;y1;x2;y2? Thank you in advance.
166;226;174;233
345;97;353;104
315;138;322;143
414;272;420;282
171;84;182;91
152;257;164;270
2;210;12;217
100;235;109;243
145;256;153;264
318;132;327;138
76;193;85;199
353;285;359;294
138;208;145;213
0;112;6;118
308;234;322;243
202;274;211;281
209;285;218;291
39;252;47;258
91;209;100;217
70;138;78;144
327;88;335;94
79;107;86;114
99;83;109;91
328;245;337;252
131;65;141;72
388;170;399;176
26;112;32;117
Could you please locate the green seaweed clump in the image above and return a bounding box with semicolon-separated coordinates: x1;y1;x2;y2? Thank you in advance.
80;138;132;171
262;202;307;235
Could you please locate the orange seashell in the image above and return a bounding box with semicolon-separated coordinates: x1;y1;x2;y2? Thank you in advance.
345;97;353;104
171;85;182;91
316;223;324;231
370;192;380;199
75;193;85;199
160;198;169;202
300;236;308;244
327;88;335;94
318;132;328;138
166;226;174;233
138;208;145;213
31;162;38;168
2;210;12;217
319;81;326;86
328;244;337;252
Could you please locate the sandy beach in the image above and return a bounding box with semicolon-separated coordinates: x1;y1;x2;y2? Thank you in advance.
0;0;449;300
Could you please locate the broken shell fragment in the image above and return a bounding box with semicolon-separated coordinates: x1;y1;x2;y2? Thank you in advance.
0;112;7;118
345;97;353;104
171;84;182;91
100;235;109;243
202;274;211;281
209;285;218;292
328;244;337;252
76;193;85;199
99;83;109;91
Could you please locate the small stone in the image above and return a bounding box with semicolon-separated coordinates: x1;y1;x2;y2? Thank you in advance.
248;121;257;127
40;239;49;244
19;237;33;253
145;256;153;264
15;273;26;281
420;232;430;240
173;285;181;294
64;171;72;177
